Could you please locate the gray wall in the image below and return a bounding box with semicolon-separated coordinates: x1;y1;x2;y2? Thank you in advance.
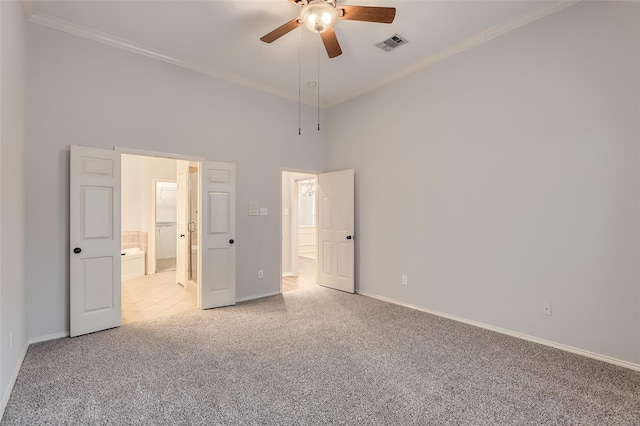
25;23;326;340
0;0;28;409
327;2;640;365
16;0;640;372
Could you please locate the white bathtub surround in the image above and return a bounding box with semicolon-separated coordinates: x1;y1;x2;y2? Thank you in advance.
121;230;147;252
121;248;145;281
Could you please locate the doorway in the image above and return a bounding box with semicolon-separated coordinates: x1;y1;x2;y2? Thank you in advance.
155;181;177;273
70;145;238;337
281;171;319;292
120;154;197;324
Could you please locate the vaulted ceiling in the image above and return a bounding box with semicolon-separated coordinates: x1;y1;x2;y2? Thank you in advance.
25;1;577;107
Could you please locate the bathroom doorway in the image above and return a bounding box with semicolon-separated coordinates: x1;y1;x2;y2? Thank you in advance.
281;171;318;292
120;154;197;324
71;146;237;336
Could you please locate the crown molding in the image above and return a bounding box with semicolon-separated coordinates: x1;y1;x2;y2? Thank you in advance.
324;0;581;108
25;0;580;109
22;0;35;19
25;10;316;107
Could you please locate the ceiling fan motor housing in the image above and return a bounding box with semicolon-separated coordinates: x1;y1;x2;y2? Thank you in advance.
300;0;339;33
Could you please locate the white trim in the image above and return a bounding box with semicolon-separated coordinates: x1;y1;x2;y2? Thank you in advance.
324;1;581;108
25;2;579;109
236;291;281;303
1;343;28;418
21;0;35;19
115;147;205;162
358;290;640;373
25;12;312;107
279;167;321;175
1;331;70;416
28;331;69;345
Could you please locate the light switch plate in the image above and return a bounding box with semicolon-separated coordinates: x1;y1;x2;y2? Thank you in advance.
249;202;259;216
260;207;268;216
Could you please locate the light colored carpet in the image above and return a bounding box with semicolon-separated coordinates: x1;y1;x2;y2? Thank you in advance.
2;281;639;425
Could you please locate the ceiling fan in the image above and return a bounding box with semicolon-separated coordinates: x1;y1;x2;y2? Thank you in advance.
260;0;396;59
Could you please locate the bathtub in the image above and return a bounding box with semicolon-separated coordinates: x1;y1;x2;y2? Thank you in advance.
121;248;145;281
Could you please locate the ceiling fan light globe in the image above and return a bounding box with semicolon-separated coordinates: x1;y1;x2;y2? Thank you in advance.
300;2;338;33
321;11;334;24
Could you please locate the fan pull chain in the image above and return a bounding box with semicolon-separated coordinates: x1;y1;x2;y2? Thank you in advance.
298;28;302;136
317;37;321;131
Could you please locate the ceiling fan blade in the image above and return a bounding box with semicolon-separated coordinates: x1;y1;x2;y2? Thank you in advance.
260;18;301;43
320;28;342;59
339;6;396;24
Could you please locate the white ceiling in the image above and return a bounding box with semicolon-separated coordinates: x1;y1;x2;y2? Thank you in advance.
26;1;575;107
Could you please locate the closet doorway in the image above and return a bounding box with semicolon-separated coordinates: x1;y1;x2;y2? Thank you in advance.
154;181;178;273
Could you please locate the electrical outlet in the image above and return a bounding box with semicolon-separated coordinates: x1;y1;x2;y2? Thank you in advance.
9;330;13;348
260;208;268;216
258;269;264;279
542;302;552;316
401;275;408;285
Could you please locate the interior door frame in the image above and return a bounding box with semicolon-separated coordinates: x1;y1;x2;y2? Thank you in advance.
280;167;321;293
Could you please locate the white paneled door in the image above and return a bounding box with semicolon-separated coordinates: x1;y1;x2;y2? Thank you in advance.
199;161;236;309
318;170;355;293
70;146;121;337
176;160;189;288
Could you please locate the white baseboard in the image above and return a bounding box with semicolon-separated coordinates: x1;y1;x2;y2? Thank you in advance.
1;342;29;418
236;291;281;303
357;290;640;372
28;331;69;345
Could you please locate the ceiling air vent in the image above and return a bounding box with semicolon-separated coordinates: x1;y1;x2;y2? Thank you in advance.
376;34;409;52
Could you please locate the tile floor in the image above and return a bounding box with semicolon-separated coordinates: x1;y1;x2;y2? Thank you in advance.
282;256;317;292
122;271;196;324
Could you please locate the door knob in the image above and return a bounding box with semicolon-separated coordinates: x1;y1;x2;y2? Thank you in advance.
346;236;352;240
73;247;82;254
180;234;185;238
229;239;235;244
